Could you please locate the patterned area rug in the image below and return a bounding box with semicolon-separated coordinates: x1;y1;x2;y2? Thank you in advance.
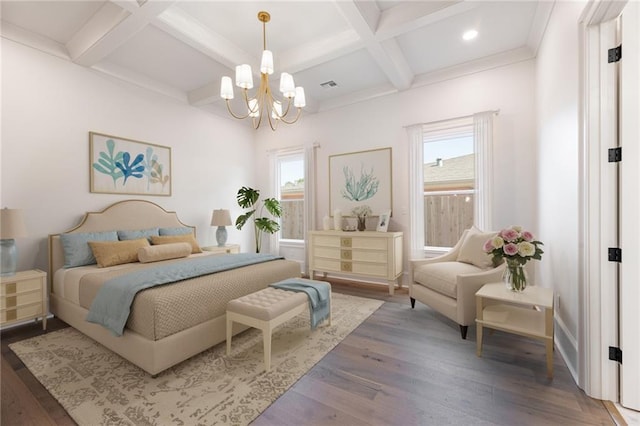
10;293;383;426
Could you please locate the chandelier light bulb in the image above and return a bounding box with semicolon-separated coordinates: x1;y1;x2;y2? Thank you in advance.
220;76;234;99
260;50;274;75
235;64;253;89
279;73;295;98
294;87;306;108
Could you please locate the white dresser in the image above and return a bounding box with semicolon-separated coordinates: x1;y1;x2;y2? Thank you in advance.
308;230;403;295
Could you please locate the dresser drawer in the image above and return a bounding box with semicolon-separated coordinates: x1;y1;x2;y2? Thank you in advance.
1;277;42;296
1;303;43;323
1;288;41;309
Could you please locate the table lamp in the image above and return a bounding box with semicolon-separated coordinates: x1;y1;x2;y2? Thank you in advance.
0;208;27;276
211;209;232;247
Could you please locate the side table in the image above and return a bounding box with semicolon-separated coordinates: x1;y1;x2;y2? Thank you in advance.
475;283;554;378
201;244;240;254
0;269;48;330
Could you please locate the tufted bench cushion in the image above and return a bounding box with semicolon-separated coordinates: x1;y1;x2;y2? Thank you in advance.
226;287;308;321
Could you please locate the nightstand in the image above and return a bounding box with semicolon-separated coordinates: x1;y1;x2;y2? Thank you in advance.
475;283;554;378
1;269;48;330
201;244;241;255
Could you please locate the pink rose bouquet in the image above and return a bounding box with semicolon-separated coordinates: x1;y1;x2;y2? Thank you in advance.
484;226;543;291
483;225;544;265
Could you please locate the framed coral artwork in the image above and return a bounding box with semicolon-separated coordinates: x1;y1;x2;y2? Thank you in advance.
89;132;171;196
329;147;392;217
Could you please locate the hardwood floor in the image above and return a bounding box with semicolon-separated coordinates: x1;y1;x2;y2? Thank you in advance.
1;280;618;425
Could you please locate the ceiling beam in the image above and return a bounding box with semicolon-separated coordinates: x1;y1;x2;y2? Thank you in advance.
66;0;175;67
334;1;414;91
153;6;253;70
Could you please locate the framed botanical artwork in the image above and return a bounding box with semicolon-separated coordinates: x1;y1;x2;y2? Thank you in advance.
89;132;171;196
376;210;391;232
329;147;392;216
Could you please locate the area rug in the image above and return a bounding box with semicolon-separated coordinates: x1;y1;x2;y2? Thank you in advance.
10;293;383;426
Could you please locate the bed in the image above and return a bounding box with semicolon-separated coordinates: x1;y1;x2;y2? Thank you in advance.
48;200;301;376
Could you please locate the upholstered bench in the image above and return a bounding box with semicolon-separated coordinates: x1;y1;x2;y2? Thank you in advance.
226;281;332;372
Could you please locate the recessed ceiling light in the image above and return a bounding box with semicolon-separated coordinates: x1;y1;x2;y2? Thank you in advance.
462;30;478;41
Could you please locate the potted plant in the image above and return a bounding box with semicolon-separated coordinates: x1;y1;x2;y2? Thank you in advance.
235;186;282;253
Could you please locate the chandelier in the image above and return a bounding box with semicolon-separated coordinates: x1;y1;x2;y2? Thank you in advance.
219;11;306;131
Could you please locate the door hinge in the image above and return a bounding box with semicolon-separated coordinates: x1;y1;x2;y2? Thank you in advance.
608;147;622;162
609;346;622;363
608;45;622;63
608;247;622;262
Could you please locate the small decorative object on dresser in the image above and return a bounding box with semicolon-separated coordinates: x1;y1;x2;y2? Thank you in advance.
0;269;47;330
376;209;391;232
211;209;232;246
351;205;372;231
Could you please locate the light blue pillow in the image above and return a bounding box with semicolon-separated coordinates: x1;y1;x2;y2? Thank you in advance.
159;226;193;236
117;228;159;242
60;231;118;268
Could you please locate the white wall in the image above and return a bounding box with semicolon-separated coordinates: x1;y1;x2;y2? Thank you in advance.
535;0;586;378
1;39;257;273
258;59;538;281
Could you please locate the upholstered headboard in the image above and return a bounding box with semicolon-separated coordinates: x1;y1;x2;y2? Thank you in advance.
48;200;194;290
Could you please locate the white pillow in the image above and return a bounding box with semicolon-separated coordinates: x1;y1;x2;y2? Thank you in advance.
456;227;496;269
138;242;192;263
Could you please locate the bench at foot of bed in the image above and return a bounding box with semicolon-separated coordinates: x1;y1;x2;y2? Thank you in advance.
225;280;332;372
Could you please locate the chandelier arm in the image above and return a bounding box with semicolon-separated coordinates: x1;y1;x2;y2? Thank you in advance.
225;99;253;120
276;107;303;125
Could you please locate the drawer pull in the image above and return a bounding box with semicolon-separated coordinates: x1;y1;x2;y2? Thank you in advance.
341;262;352;272
341;250;352;260
340;237;352;247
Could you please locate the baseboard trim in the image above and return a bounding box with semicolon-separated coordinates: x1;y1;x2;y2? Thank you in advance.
554;314;579;384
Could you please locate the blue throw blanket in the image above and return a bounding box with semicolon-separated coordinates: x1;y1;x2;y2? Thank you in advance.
270;278;331;329
87;253;282;336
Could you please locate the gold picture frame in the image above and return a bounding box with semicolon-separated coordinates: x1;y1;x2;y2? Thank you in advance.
89;132;171;196
329;147;392;216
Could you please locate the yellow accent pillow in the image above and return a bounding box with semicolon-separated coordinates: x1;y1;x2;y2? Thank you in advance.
151;234;202;254
88;238;150;268
138;242;192;263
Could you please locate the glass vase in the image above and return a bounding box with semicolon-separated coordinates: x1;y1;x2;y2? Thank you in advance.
503;259;528;292
357;216;366;231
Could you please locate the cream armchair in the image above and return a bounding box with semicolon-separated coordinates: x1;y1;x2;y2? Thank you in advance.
409;227;505;339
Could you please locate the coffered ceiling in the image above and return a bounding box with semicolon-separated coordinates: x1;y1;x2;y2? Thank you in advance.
1;1;553;119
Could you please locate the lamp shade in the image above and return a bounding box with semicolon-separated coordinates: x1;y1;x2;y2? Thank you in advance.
211;209;232;227
0;208;27;239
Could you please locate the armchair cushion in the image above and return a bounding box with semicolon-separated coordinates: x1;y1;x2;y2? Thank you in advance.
456;227;495;269
413;261;484;299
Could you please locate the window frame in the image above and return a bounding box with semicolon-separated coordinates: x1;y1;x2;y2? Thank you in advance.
274;150;305;245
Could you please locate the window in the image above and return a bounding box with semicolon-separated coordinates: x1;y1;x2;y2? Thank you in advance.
408;112;494;255
423;127;474;249
276;152;304;241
